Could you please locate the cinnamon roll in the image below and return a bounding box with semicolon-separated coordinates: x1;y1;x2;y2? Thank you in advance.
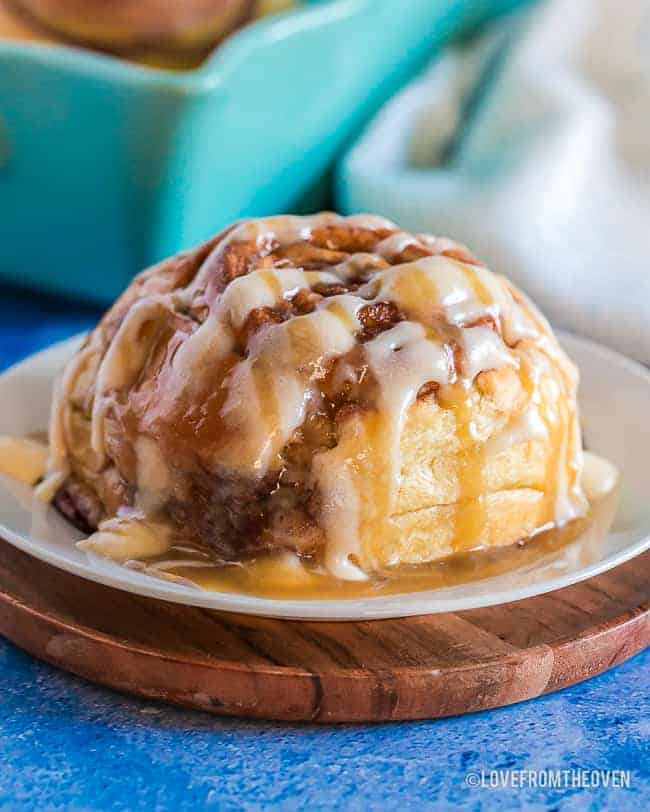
46;213;588;580
4;0;257;62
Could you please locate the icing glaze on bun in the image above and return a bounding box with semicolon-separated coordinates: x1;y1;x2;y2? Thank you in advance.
47;213;588;578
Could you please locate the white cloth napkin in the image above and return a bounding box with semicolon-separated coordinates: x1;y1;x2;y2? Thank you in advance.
338;0;650;364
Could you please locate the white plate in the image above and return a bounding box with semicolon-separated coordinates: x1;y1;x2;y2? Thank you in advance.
0;332;648;620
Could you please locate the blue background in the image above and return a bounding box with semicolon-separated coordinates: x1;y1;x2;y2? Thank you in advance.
0;287;648;811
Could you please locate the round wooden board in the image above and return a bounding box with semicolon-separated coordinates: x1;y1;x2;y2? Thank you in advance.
0;541;648;722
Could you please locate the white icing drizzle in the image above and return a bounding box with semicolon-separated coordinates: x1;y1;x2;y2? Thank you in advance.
344;213;398;230
365;321;454;478
48;344;98;469
318;322;455;576
221;213;341;252
170;307;233;383
304;269;345;287
460;326;517;380
219;297;363;472
34;469;69;503
313;447;367;581
581;451;619;502
416;233;464;253
364;322;453;387
91;297;168;457
77;516;172;561
503;297;539;344
134;436;172;513
375;232;421;259
219;267;307;328
376;256;504;327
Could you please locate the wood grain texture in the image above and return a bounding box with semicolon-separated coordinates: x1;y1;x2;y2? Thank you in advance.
0;541;647;722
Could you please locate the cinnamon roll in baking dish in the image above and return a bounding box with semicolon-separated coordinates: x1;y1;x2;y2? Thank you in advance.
45;213;588;580
1;1;291;67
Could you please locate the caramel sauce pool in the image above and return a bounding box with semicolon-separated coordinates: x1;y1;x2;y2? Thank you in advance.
149;493;617;600
0;434;619;600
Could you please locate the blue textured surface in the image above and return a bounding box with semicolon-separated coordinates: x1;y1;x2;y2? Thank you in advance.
0;287;648;811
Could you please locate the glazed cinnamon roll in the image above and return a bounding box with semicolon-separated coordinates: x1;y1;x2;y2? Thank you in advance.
46;213;588;580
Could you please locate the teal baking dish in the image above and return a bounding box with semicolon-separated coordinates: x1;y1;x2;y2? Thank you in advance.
0;0;523;303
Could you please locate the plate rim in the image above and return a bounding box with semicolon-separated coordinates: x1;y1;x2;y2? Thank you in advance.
1;330;649;621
